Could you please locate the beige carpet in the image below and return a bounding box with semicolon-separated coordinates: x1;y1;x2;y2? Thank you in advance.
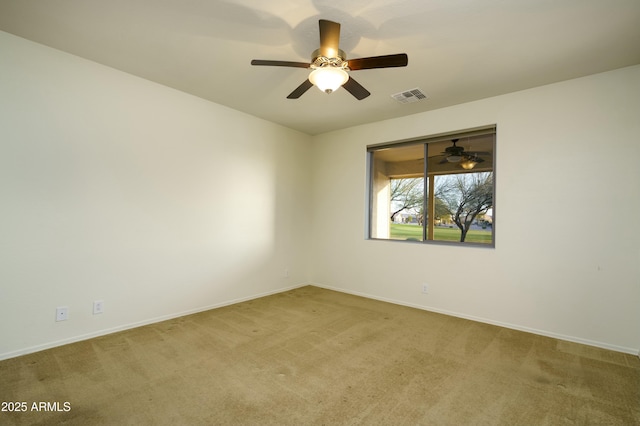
1;286;639;425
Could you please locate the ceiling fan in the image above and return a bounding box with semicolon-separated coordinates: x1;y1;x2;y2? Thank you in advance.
438;139;491;169
251;19;408;100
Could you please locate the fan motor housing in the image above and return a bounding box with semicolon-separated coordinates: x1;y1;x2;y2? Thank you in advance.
311;49;348;69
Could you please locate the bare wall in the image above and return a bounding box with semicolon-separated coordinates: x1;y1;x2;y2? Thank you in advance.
309;65;640;354
0;32;312;359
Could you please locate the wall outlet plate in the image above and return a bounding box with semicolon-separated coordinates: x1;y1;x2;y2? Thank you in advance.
93;300;104;315
422;284;429;294
56;307;69;321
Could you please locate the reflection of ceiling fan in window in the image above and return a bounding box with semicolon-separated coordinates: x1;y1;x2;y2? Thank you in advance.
438;139;490;170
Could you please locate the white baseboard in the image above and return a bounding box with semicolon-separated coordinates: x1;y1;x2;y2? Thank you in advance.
0;282;310;361
312;283;640;357
4;282;637;361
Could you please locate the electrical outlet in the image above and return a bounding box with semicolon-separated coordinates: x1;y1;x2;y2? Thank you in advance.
93;300;104;315
421;284;428;294
56;307;69;321
284;268;289;278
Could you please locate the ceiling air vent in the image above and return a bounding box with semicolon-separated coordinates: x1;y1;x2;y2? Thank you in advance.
391;88;428;104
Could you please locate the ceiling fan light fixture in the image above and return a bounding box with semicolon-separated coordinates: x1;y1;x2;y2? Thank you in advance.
460;158;478;170
446;155;462;163
309;66;349;94
251;20;406;100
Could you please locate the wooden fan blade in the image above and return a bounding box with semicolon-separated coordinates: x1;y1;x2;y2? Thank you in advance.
347;54;408;71
287;79;314;99
251;59;309;68
319;19;341;58
342;76;370;100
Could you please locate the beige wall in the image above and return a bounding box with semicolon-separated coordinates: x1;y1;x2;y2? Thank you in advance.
0;32;312;359
310;65;640;354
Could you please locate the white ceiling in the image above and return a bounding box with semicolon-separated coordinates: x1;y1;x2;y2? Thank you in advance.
1;0;639;135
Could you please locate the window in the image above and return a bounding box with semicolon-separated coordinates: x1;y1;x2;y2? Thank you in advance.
367;127;495;246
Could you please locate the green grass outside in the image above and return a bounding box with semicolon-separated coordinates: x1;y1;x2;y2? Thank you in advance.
390;223;492;244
